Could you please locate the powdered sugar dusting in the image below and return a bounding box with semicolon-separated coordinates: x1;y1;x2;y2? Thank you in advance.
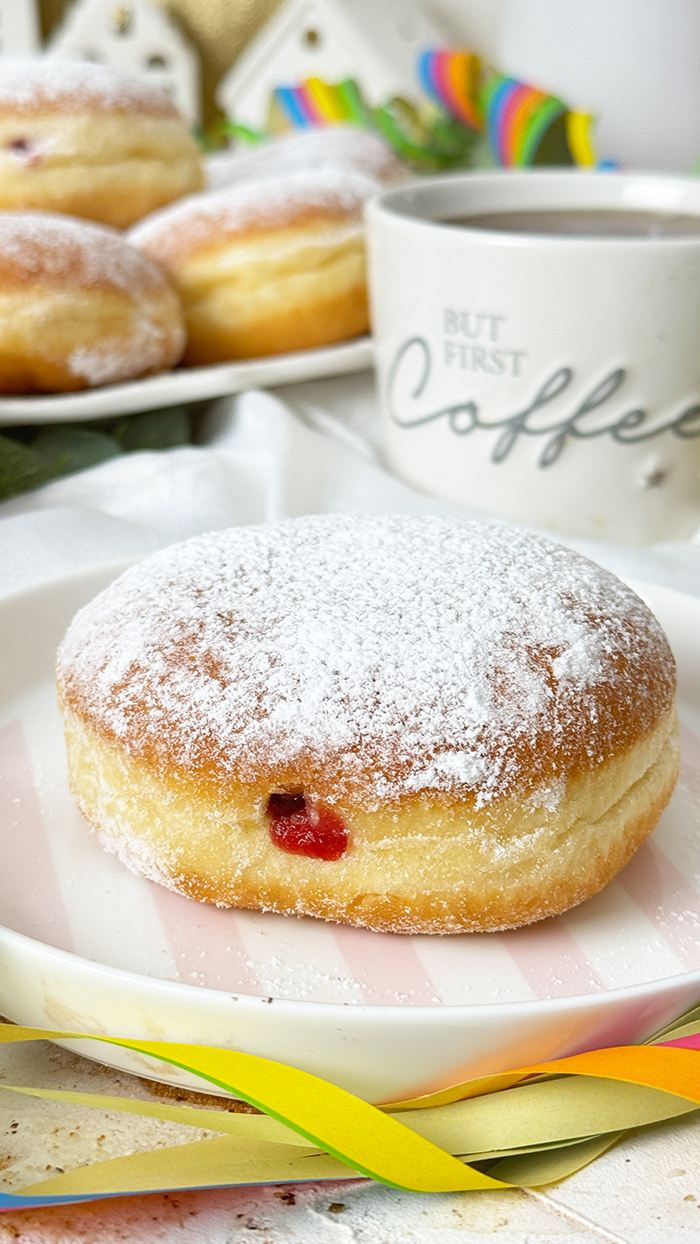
128;167;379;259
0;211;172;292
0;58;176;116
58;516;676;810
68;318;172;385
205;126;402;190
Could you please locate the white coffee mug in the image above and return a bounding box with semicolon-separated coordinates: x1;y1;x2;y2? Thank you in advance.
366;170;700;545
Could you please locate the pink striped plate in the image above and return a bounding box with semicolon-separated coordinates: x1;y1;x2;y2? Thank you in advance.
0;562;699;1102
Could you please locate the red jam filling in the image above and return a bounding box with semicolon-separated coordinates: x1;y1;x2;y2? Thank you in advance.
266;792;348;861
7;138;41;166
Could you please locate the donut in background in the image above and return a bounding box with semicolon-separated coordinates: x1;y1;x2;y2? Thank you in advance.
129;167;378;362
0;212;185;393
204;126;407;191
0;61;203;229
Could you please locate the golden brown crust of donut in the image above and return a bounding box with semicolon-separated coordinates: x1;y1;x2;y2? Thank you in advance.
174;219;368;363
58;586;676;802
129;171;376;358
0;287;185;393
57;519;678;807
182;283;368;364
59;699;680;934
0;213;175;294
134;202;363;267
0;59;182;118
0;117;203;229
0;214;185;392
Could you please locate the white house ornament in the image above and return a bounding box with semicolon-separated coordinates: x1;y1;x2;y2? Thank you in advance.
47;0;200;125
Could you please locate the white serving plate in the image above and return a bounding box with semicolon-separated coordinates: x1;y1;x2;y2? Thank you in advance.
0;564;699;1104
0;338;373;426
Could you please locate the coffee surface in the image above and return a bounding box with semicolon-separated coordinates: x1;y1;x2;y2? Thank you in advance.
447;208;700;237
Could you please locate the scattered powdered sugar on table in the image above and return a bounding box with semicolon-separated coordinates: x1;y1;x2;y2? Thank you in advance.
0;212;170;292
58;515;675;810
0;58;176;115
128;167;379;260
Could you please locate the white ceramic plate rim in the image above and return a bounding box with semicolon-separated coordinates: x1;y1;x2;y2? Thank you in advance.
1;562;699;1026
0;337;374;426
4;911;700;1026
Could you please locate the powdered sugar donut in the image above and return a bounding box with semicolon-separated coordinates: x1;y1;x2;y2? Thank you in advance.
57;516;680;934
129;167;378;361
0;61;203;228
0;212;185;393
205;126;406;191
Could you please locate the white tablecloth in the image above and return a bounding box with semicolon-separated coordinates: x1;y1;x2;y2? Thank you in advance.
1;372;700;601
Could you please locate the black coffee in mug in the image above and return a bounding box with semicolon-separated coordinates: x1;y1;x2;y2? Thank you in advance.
446;208;700;237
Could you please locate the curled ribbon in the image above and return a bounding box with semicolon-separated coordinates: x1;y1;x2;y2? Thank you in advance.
0;1010;699;1209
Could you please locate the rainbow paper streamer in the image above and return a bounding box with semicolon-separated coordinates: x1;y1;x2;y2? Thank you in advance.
417;49;482;130
272;78;370;130
264;52;598;168
416;48;598;168
481;73;567;166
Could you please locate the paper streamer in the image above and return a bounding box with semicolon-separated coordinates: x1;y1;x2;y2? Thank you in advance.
261;42;600;168
417;47;598;167
271;78;370;130
263;56;597;170
417;49;482;129
1;1013;700;1211
566;110;597;166
479;73;563;165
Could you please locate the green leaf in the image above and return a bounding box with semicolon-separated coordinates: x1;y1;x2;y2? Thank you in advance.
32;427;122;475
110;406;190;452
373;99;479;172
0;433;64;501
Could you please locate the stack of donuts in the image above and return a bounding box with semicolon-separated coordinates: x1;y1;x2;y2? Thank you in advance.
0;60;398;393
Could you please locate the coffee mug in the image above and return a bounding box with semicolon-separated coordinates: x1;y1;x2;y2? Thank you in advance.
366;170;700;545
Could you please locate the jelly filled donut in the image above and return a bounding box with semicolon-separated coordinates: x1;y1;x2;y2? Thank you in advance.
0;212;185;393
129;167;377;361
57;516;680;934
0;60;203;228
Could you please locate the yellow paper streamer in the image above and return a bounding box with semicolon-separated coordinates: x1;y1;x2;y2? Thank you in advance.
1;1018;699;1199
565;111;597;166
27;1137;349;1198
3;1071;696;1170
0;1028;507;1194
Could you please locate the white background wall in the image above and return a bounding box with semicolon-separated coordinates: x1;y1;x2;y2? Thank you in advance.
430;0;700;171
